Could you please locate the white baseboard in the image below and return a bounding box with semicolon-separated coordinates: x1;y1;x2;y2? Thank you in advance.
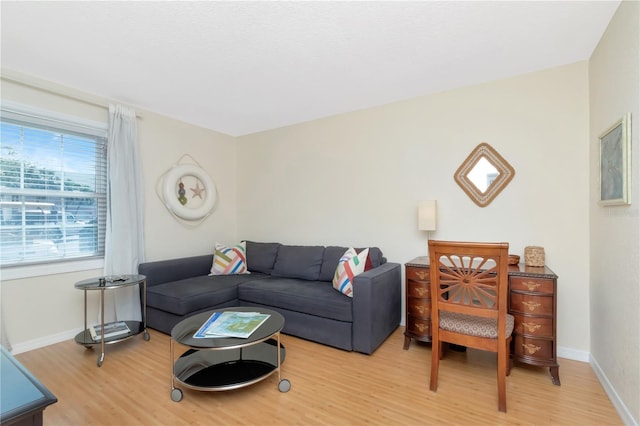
10;328;81;355
553;347;635;425
557;345;590;362
590;354;637;426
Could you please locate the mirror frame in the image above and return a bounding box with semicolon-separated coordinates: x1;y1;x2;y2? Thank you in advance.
454;143;515;207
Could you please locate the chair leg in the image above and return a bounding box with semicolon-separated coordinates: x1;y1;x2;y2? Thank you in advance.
497;347;507;412
430;338;440;392
506;337;512;376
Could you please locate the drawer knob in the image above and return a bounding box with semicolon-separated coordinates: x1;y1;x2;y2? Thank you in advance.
522;322;542;333
523;281;541;291
416;271;428;280
415;287;427;296
522;301;541;311
522;343;541;355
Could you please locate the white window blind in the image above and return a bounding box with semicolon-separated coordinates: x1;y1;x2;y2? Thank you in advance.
0;105;108;268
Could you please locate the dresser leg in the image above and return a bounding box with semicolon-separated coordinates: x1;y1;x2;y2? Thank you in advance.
550;366;561;386
403;335;411;350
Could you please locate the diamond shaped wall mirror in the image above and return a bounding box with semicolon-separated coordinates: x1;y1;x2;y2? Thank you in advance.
454;143;515;207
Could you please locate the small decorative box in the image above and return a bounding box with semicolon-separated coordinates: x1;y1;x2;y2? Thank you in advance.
524;246;545;267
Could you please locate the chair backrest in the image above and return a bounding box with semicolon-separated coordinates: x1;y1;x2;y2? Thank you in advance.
428;240;510;322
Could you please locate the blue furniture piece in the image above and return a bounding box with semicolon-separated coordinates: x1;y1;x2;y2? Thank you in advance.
139;241;402;354
0;346;57;426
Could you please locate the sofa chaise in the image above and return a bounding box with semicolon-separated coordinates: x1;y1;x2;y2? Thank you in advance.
138;241;401;354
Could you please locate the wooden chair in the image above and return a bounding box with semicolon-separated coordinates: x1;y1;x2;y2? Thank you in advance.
428;240;513;412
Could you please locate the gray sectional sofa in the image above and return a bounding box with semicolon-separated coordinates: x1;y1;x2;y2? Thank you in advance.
138;241;401;354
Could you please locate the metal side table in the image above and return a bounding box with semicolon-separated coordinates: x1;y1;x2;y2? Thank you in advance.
74;274;150;367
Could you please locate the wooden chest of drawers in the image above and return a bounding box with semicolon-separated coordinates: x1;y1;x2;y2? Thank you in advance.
403;261;432;348
403;256;560;385
508;274;560;385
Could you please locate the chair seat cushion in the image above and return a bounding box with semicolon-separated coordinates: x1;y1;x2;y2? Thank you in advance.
440;311;514;339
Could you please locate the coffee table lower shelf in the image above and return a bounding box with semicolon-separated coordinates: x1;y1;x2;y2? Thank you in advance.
171;338;289;401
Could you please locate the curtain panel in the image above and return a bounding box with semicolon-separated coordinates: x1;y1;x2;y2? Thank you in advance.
103;104;145;322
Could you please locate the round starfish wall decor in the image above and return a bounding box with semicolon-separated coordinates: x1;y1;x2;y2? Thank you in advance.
157;156;217;222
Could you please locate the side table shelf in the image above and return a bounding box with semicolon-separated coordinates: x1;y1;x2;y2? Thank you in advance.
74;320;147;346
74;274;150;367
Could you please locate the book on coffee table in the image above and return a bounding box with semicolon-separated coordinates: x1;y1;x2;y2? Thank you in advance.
193;311;270;339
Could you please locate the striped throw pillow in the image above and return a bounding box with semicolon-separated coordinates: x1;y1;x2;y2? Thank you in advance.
332;247;369;297
209;242;250;275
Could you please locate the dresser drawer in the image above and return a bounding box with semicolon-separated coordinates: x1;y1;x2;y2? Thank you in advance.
510;276;554;294
510;293;553;316
406;267;430;283
513;314;553;337
407;315;431;337
407;281;430;298
514;335;554;361
407;299;431;318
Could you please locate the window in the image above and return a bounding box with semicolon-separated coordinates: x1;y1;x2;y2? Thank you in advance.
0;105;108;268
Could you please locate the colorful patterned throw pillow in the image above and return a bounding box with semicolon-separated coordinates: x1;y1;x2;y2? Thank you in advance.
332;247;370;297
209;241;250;276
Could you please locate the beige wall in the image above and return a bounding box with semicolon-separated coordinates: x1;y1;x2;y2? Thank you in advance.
2;63;592;358
138;110;238;261
237;62;591;358
589;1;640;424
0;77;236;351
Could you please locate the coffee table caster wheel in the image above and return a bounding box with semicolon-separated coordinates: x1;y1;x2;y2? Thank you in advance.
278;379;291;393
171;388;183;402
97;353;104;367
144;331;150;341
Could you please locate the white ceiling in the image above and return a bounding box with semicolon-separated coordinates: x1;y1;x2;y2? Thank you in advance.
1;1;620;136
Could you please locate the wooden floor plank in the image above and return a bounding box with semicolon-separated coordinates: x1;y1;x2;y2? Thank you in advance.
15;327;622;425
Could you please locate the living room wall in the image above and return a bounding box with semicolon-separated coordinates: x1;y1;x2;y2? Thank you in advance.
589;1;639;423
0;61;594;362
236;62;591;358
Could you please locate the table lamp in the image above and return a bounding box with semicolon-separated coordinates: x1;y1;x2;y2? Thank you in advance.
418;200;437;241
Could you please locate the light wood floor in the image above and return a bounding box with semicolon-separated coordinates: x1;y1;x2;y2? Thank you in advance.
15;327;621;425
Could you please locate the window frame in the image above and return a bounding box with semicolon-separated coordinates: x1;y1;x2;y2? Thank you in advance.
0;102;108;278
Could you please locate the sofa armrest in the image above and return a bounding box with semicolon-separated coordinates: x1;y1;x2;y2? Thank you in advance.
138;255;213;287
351;262;402;354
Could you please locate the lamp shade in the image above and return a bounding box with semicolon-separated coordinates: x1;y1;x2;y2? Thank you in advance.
418;200;437;231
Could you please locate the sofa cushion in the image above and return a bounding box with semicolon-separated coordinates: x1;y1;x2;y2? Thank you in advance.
209;242;249;275
147;274;266;316
238;277;353;322
271;245;325;281
245;241;281;274
319;246;384;281
139;254;212;286
333;247;369;297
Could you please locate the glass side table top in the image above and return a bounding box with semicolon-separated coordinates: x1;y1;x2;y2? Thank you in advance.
74;274;146;290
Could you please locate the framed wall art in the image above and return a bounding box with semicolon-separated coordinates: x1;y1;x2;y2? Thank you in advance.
599;113;631;206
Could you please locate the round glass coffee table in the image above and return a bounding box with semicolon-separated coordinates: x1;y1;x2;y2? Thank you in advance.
170;307;290;401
